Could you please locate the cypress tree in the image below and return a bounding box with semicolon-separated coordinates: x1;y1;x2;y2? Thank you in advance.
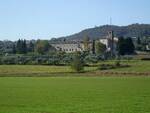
125;37;135;55
92;40;96;54
23;40;27;54
16;39;27;54
137;37;141;45
12;44;16;54
117;37;126;55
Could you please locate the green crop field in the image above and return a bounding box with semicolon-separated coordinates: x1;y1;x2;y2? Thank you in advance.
0;77;150;113
104;60;150;73
0;61;150;113
0;65;97;77
0;60;149;77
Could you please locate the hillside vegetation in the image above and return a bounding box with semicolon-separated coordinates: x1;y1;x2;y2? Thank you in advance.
57;24;150;41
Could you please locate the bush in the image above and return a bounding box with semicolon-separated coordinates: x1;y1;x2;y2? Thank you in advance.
115;60;121;67
1;56;17;64
98;64;115;70
61;56;73;65
84;55;99;64
71;53;84;72
98;61;130;71
47;58;60;65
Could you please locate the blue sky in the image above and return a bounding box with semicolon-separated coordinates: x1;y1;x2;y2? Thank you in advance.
0;0;150;40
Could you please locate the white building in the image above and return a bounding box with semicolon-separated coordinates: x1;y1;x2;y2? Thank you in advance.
51;31;118;54
51;43;85;53
99;31;118;55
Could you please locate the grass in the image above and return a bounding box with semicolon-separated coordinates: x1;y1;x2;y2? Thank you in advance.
0;77;150;113
0;60;149;77
0;65;97;76
0;61;150;113
98;60;150;73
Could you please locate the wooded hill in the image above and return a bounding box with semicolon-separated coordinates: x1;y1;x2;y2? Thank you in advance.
54;24;150;41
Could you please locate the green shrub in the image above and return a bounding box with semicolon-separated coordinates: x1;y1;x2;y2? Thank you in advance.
115;60;121;67
98;64;115;70
1;56;17;64
84;55;99;64
47;58;60;65
71;53;84;72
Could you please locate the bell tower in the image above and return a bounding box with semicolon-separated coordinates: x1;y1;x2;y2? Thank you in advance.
108;31;114;56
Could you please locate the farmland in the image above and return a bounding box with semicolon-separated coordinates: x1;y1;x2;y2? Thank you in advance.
0;77;150;113
0;65;97;77
0;60;149;77
102;60;150;73
0;61;150;113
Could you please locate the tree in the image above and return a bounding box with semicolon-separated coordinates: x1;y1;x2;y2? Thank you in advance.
95;41;106;55
16;39;22;54
12;44;16;54
71;52;84;72
83;35;90;52
125;37;135;55
117;37;126;55
16;39;27;54
117;37;135;55
92;40;96;54
28;41;35;52
23;40;27;54
137;37;141;45
35;40;50;54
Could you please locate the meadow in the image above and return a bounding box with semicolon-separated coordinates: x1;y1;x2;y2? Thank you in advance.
0;60;149;77
102;60;150;73
0;65;97;77
0;77;150;113
0;61;150;113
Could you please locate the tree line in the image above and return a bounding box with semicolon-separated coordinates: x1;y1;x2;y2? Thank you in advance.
11;39;56;55
1;36;149;56
1;36;149;59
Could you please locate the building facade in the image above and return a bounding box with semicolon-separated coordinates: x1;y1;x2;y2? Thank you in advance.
51;31;118;54
51;43;85;53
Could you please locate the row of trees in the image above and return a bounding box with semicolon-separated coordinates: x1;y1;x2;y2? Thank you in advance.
12;39;55;55
0;51;104;65
15;39;28;54
1;35;136;58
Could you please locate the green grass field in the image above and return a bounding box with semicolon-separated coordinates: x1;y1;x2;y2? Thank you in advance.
0;61;149;77
0;61;150;113
104;60;150;73
0;77;150;113
0;65;97;76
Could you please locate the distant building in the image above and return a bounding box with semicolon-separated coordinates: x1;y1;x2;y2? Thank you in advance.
99;31;118;55
51;42;84;53
99;37;118;53
51;31;118;54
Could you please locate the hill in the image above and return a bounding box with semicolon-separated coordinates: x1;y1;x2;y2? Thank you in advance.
53;24;150;41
